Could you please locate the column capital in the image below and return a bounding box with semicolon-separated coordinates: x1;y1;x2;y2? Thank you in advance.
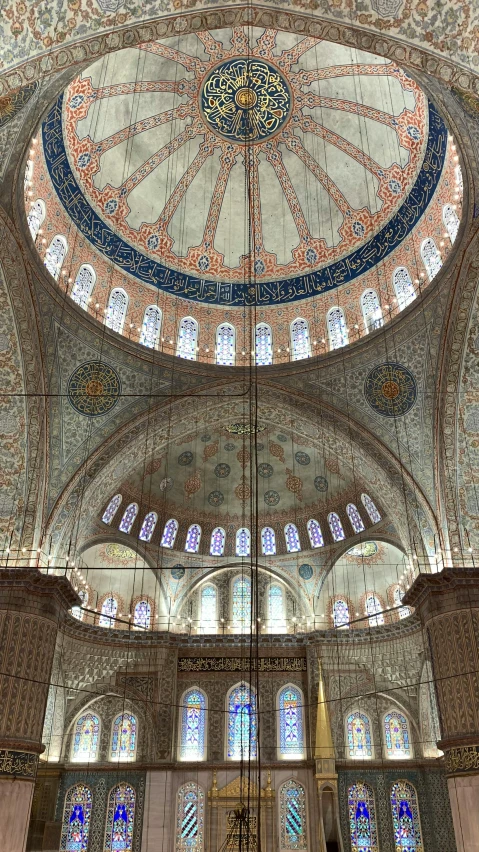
0;568;79;621
403;567;479;621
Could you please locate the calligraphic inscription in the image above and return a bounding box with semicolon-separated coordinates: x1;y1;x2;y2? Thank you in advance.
364;362;417;417
201;58;291;143
445;744;479;776
178;656;306;672
68;361;121;416
225;423;266;435
0;749;38;778
0;81;38;130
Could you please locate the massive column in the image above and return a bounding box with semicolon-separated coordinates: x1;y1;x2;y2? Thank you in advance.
404;568;479;852
0;568;78;852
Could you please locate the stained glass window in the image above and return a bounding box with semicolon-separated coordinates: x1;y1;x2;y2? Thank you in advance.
443;203;459;243
176;782;204;852
347;504;365;534
139;305;162;349
279;686;304;758
71;264;95;310
45;235;68;280
361;494;381;524
279;780;307;850
102;494;122;525
60;784;92;851
361;290;383;332
307;518;323;548
179;689;206;761
328;512;345;542
366;594;384;627
110;713;137;761
347;712;372;758
161;518;178;548
420;238;442;281
390;781;423;851
133;599;151;629
185;524;201;553
333;598;350;628
348;782;378;852
177;317;198;361
216;322;235;366
455;163;463;193
261;526;276;555
268;584;285;631
232;576;251;629
72;588;88;622
104;783;136;852
393;267;416;310
119;503;138;534
284;523;301;553
28;199;46;242
99;596;118;627
105;287;128;334
384;711;411;758
139;511;157;542
210;527;225;556
24;158;33;191
200;585;217;631
236;527;251;557
327;307;348;349
291;318;311;361
393;586;410;620
71;713;99;762
227;683;257;760
255;322;273;365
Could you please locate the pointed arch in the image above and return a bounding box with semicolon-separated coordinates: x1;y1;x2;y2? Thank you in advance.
139;511;157;542
279;779;308;850
384;710;412;758
284;523;301;553
261;526;276;555
72;588;89;622
390;781;423;851
278;685;305;759
393;266;416;310
268;582;285;632
361;493;381;524
216;322;235;366
346;711;373;758
200;584;217;631
179;688;207;761
27;198;45;242
177;316;198;360
104;783;136;851
175;782;204;852
226;682;257;760
393;585;410;620
161;518;178;548
332;597;350;628
307;518;323;548
232;575;251;629
71;264;96;309
365;593;384;627
71;712;100;762
133;599;152;629
348;782;378;852
347;503;365;534
139;305;162;349
420;237;442;281
106;287;128;333
110;712;137;762
45;234;68;280
255;322;273;365
361;289;383;332
99;596;118;628
235;527;250;557
60;783;92;851
210;527;225;556
328;512;345;542
327;306;348;349
119;502;138;534
185;523;201;553
290;318;311;361
102;494;122;525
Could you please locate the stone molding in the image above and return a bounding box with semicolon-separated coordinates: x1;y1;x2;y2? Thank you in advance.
403;567;479;619
0;567;79;617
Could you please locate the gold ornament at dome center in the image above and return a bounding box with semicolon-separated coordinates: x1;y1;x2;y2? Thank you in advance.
382;380;400;400
235;87;257;109
85;379;104;398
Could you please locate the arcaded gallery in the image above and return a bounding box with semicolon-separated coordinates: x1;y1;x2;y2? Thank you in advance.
1;2;479;851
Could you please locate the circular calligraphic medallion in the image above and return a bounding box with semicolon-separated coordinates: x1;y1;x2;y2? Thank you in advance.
200;58;292;143
299;563;314;580
364;362;417;417
171;565;185;580
347;541;379;558
68;361;120;416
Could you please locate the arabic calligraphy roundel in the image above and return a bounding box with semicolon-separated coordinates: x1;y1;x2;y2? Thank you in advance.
364;362;417;417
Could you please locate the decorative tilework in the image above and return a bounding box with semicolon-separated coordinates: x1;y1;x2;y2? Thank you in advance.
364;363;417;417
68;361;120;417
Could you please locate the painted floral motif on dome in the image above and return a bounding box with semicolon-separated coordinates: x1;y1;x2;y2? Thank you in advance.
203;441;219;462
208;490;224;507
326;457;340;475
235;476;251;502
314;476;329;492
298;563;313;580
224;443;235;451
178;451;194;466
256;443;265;452
294;451;310;466
226;423;266;435
145;456;163;476
0;82;38;130
67;361;121;417
269;442;285;464
159;477;173;492
201;434;212;442
237;449;250;469
277;434;288;442
214;462;231;478
364;362;417;417
370;0;404;17
286;468;303;501
171;565;185;580
264;490;280;506
184;471;201;499
258;463;274;478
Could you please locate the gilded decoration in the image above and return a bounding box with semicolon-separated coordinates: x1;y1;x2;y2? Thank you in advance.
67;361;121;417
0;749;38;778
364;362;417;417
178;656;307;672
0;82;37;130
445;745;479;776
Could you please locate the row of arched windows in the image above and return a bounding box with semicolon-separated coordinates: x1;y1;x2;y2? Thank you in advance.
72;590;153;630
60;781;136;851
102;494;381;554
348;780;423;852
72;711;137;762
346;709;413;759
331;586;410;629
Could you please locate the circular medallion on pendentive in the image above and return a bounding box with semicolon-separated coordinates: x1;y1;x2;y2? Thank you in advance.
68;361;120;416
298;563;313;580
364;362;417;417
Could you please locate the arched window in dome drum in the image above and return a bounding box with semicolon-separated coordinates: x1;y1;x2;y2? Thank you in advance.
346;712;372;758
394;585;410;620
27;199;45;242
72;588;88;622
200;585;217;631
361;493;381;524
71;264;95;310
106;287;128;334
348;783;378;852
176;782;204;852
328;512;345;542
393;266;416;310
139;305;162;349
24;158;33;191
161;518;178;549
455;163;463;193
307;518;324;548
384;711;411;758
179;690;207;761
45;235;68;280
232;576;251;629
278;686;305;758
185;524;201;553
210;527;225;556
60;783;92;851
236;527;250;557
110;712;137;761
99;596;118;628
347;503;365;534
177;317;198;361
290;318;311;361
361;289;383;333
102;494;122;525
279;780;307;850
255;323;273;365
227;683;257;759
261;526;276;555
420;238;442;281
366;594;384;627
216;322;235;366
443;203;460;243
333;598;350;628
268;584;285;631
139;511;157;542
284;523;301;553
119;503;138;534
133;599;151;630
390;781;423;851
104;783;136;852
327;307;348;350
71;713;99;762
